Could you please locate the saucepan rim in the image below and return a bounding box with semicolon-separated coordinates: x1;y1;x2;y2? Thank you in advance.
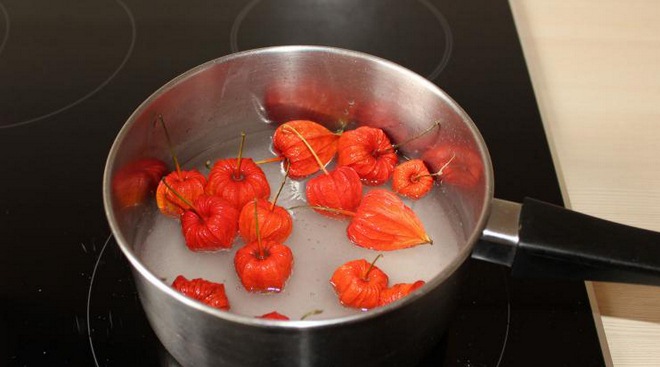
102;45;495;328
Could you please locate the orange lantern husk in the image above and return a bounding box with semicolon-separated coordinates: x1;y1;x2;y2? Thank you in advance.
347;189;432;251
156;169;207;217
171;275;230;311
272;120;339;179
378;280;426;306
330;258;389;310
234;239;293;293
238;198;292;243
337;126;398;186
205;157;270;210
258;311;290;320
306;165;363;218
391;159;434;200
181;194;239;252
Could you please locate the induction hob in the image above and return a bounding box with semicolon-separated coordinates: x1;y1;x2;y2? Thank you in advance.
0;0;605;366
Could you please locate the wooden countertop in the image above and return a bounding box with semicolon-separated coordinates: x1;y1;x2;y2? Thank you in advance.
509;1;660;365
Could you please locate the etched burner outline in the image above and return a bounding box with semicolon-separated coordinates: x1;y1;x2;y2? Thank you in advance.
86;235;511;367
496;270;512;367
0;2;9;57
86;233;114;367
0;0;136;130
229;0;453;81
418;0;453;81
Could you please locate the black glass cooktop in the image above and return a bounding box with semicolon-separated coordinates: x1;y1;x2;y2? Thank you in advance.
0;0;605;366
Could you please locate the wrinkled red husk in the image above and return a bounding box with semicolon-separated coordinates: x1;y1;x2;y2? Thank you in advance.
272;120;339;179
205;158;270;210
257;311;290;320
156;170;207;217
347;189;432;251
181;195;239;251
171;275;230;311
306;166;363;218
392;159;434;200
234;240;293;293
421;144;483;188
238;198;292;243
337;126;398;186
330;259;389;310
112;158;167;208
378;280;425;307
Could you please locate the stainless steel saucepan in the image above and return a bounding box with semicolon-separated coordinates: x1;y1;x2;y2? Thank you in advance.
103;46;660;367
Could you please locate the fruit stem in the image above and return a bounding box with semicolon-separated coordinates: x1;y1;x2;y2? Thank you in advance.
157;114;182;178
234;132;247;180
390;120;442;150
288;205;356;217
364;254;383;280
283;125;329;175
412;153;456;181
253;198;265;259
254;156;285;165
300;309;323;320
270;161;290;211
160;178;200;216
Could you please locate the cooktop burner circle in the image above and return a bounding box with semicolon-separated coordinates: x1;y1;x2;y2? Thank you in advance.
0;0;135;129
230;0;452;82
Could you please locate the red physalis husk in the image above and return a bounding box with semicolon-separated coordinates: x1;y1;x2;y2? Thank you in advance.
181;194;239;251
378;280;425;307
330;258;389;310
347;189;432;250
112;158;167;208
272;120;339;179
238;198;292;243
336;126;398;186
392;159;434;200
156;170;207;217
154;114;207;217
306;166;363;219
171;275;230;311
234;239;293;293
257;311;290;320
422;144;482;188
205;157;271;210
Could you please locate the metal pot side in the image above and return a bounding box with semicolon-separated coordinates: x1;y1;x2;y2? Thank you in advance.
103;46;494;367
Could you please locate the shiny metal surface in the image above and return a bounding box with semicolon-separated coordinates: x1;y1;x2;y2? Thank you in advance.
103;46;494;367
474;199;522;267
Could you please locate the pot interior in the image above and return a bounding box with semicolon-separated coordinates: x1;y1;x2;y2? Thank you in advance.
103;46;493;321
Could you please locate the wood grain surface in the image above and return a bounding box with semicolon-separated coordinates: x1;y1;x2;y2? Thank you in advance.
509;1;660;365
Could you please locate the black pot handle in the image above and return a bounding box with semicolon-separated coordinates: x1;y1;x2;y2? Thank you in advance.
473;198;660;285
